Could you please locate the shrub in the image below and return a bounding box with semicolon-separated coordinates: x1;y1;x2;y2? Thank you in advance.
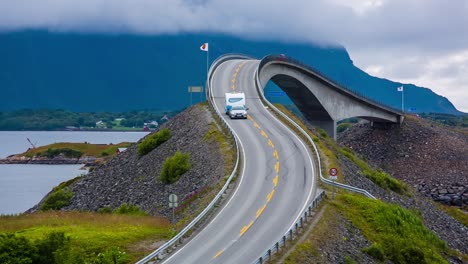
40;148;83;159
0;233;38;264
160;151;191;184
98;207;113;214
138;128;171;156
0;232;70;264
35;232;69;264
362;244;384;261
114;203;147;216
95;247;130;264
40;189;73;211
337;123;352;133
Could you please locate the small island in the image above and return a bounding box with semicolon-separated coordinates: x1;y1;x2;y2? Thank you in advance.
0;142;131;166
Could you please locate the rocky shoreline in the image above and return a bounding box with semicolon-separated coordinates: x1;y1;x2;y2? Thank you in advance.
0;155;98;166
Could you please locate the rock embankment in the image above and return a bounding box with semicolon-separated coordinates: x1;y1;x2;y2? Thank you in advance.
33;105;227;219
339;116;468;208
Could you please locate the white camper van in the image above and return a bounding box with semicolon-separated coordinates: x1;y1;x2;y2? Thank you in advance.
225;92;248;119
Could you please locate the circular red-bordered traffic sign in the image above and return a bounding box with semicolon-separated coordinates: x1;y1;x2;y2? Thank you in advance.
329;168;338;176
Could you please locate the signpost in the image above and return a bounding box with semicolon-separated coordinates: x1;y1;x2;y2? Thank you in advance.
188;86;203;106
169;194;178;226
329;168;338;199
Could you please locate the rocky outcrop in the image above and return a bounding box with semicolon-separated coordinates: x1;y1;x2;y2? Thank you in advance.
33;105;227;220
338;117;468;208
0;155;97;165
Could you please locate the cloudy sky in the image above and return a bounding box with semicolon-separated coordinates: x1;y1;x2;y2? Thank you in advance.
1;0;467;112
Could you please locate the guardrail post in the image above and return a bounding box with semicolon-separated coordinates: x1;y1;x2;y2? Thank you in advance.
268;249;272;260
289;230;293;241
282;235;286;247
259;257;263;264
275;242;279;254
300;217;303;227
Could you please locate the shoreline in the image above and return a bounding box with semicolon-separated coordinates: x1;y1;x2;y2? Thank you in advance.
0;156;98;166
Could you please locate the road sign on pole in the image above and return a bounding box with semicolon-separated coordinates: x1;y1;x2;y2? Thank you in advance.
329;168;338;199
188;86;204;106
329;168;338;180
169;194;178;226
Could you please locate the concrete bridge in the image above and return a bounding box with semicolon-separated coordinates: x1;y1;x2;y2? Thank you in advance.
257;55;404;139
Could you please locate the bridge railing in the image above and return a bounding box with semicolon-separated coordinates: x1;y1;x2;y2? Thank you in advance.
253;57;376;263
258;54;404;115
136;54;252;264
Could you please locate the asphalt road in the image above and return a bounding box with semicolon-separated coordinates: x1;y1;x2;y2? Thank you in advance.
162;59;317;264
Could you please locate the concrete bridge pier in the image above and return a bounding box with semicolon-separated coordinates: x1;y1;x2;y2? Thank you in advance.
308;119;336;139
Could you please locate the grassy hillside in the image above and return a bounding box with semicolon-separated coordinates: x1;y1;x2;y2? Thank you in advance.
21;142;131;158
0;211;172;263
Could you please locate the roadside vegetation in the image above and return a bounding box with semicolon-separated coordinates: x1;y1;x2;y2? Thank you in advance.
283;194;449;264
39;176;82;211
419;112;468;129
160;151;191;184
138;128;171;156
22;142;132;159
0;211;172;263
175;103;237;229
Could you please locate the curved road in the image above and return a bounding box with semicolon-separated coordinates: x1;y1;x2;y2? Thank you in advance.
162;59;317;264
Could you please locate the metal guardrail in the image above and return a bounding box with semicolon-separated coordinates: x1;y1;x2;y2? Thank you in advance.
254;191;326;264
253;56;376;264
137;54;252;264
256;56;377;199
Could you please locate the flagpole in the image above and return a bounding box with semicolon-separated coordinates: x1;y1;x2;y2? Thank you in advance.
206;49;209;79
402;87;404;113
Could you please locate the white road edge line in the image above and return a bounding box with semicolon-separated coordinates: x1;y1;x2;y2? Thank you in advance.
161;60;248;263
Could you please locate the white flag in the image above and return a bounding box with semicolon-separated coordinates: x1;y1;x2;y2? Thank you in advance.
200;43;208;52
397;86;404;92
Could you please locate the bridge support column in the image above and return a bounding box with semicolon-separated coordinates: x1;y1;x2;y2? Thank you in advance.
308;119;336;140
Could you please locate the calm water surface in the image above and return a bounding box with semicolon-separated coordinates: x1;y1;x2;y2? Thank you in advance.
0;131;149;215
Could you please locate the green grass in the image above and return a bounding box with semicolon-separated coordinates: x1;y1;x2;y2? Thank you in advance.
0;211;172;262
204;121;236;176
285;194;451;263
335;194;448;263
138;128;171;156
23;142;132;158
339;147;409;194
438;204;468;227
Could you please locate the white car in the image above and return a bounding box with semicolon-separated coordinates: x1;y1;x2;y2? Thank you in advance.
228;105;248;119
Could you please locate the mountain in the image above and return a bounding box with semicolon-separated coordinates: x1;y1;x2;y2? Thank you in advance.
0;31;463;115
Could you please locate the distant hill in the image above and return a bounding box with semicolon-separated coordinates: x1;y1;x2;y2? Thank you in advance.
0;31;463;115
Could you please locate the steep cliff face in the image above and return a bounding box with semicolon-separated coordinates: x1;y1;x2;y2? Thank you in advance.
61;105;227;219
338;116;468;207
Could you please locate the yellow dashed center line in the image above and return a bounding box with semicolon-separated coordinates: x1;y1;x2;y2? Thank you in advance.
273;149;279;160
240;220;254;236
267;189;275;202
236;115;280;239
231;62;247;91
214;250;224;259
256;204;267;219
268;139;274;148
